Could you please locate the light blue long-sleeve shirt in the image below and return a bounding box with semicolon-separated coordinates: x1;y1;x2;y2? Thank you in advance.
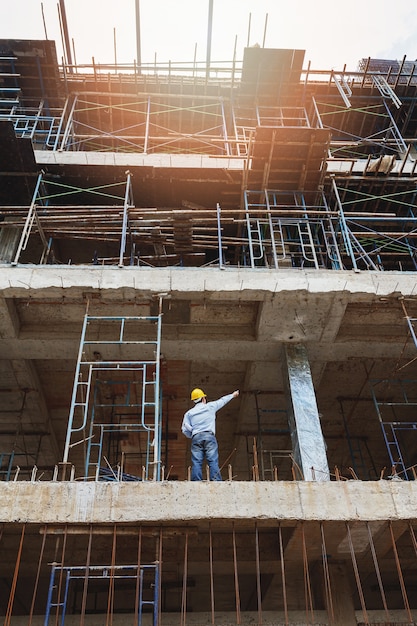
181;393;235;439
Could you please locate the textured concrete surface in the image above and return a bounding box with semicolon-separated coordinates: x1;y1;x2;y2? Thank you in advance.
1;265;417;297
1;480;417;524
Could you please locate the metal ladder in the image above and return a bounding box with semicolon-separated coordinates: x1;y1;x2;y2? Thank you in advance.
380;421;409;478
44;565;70;626
371;380;417;480
245;215;264;266
372;74;402;109
0;452;14;481
297;220;319;267
0;55;20;112
63;311;163;480
332;72;353;108
138;564;160;626
244;192;265;266
44;564;159;626
320;216;343;269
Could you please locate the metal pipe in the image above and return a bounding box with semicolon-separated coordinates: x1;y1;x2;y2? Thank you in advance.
135;0;142;73
41;3;48;39
262;13;268;48
58;0;73;71
246;13;251;47
119;172;132;267
217;203;224;268
206;0;214;78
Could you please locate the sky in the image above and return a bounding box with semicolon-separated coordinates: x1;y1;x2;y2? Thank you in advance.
1;0;417;71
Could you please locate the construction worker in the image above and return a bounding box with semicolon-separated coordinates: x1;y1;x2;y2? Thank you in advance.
182;388;239;481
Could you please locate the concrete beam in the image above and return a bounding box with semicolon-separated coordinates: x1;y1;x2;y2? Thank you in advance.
1;266;417;300
1;481;417;524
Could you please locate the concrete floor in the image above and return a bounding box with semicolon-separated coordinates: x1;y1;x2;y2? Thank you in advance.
1;266;417;482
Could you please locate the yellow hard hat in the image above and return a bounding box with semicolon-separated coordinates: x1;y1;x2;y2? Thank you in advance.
191;388;206;401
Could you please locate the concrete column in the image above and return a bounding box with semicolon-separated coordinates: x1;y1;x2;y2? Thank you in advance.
283;343;329;481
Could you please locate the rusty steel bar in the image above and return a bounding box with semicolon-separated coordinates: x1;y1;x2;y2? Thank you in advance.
255;524;262;624
345;522;369;625
278;524;289;626
105;525;117;626
365;522;390;621
4;523;26;626
28;525;47;626
134;527;142;626
157;528;163;626
232;523;241;624
253;437;260;481
53;525;69;626
408;521;417;557
180;529;189;626
79;525;93;626
320;523;334;625
209;523;215;624
301;523;315;624
389;521;412;623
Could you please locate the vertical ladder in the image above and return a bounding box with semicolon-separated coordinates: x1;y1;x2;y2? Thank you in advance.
246;218;264;266
64;312;163;480
297;221;319;268
138;564;160;626
234;126;250;156
372;74;402;109
332;72;352;108
271;219;287;265
0;55;20;113
380;422;408;478
371;380;417;480
244;192;265;267
0;452;14;481
44;565;70;626
321;216;343;269
294;192;319;268
63;313;94;466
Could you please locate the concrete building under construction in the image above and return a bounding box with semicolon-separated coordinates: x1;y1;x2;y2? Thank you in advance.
2;24;417;626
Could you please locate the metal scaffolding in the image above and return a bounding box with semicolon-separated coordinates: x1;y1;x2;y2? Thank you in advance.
63;307;163;481
2;49;417;271
5;185;417;271
44;563;159;626
370;378;417;480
